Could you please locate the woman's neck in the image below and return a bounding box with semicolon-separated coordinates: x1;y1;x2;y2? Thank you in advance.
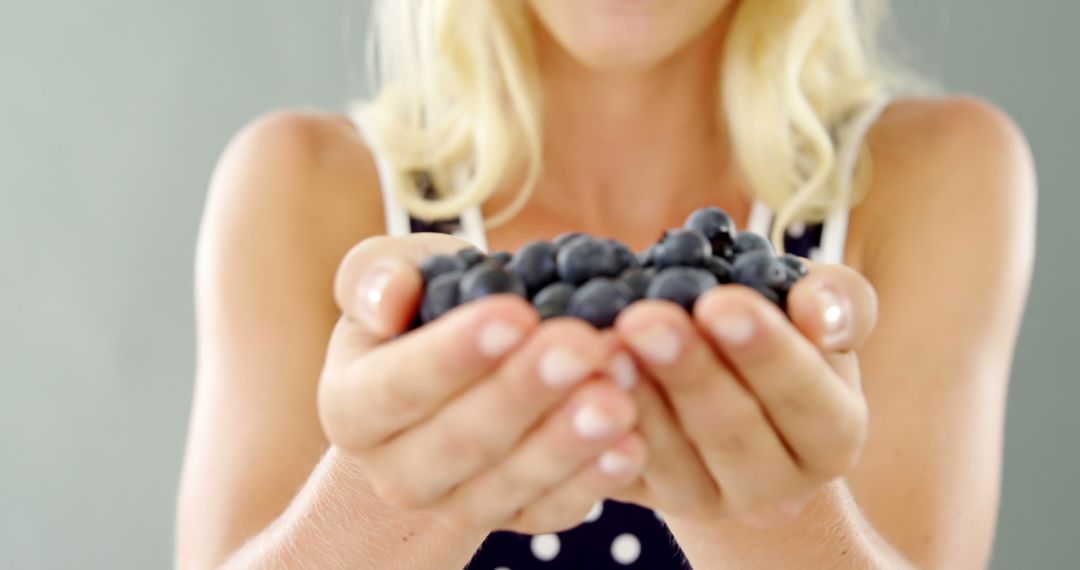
528;7;742;236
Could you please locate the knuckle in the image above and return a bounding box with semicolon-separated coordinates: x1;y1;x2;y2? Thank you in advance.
712;398;763;441
317;370;369;453
810;401;868;476
440;422;503;473
372;475;426;510
373;369;423;419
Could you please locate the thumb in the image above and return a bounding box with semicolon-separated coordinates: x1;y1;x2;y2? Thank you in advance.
333;234;477;339
347;253;421;338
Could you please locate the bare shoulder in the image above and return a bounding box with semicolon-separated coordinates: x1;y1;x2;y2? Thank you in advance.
181;110;389;565
200;108;388;284
848;95;1037;279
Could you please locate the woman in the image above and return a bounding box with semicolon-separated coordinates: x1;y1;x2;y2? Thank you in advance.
176;0;1035;568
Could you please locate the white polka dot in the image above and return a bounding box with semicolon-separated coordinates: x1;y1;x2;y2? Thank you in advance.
531;533;561;561
583;501;604;523
494;567;512;570
787;221;807;238
808;246;822;261
611;533;642;565
653;509;664;521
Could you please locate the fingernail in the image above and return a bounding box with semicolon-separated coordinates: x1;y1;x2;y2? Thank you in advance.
478;320;525;359
356;261;397;327
607;352;638;391
815;283;849;349
574;404;615;439
539;347;592;388
626;324;681;365
598;450;633;475
710;312;755;346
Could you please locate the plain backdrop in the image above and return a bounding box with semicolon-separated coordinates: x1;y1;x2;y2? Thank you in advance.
1;1;1076;568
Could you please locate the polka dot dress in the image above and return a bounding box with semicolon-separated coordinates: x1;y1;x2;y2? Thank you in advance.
465;500;682;569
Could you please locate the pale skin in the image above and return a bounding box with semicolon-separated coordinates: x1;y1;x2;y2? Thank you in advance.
175;1;1036;568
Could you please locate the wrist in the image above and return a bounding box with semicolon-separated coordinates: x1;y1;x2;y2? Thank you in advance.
663;480;912;570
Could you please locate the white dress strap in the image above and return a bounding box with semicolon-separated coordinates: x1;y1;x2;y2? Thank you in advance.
747;94;892;263
348;112;490;251
818;94;892;264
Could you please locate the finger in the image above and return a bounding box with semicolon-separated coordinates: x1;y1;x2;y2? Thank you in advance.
625;376;719;519
369;319;611;507
786;261;878;353
319;294;539;452
615;301;806;516
695;286;868;479
508;432;647;534
333;233;475;338
435;380;638;530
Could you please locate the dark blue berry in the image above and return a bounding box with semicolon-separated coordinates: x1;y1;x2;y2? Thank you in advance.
567;278;634;329
637;245;656;267
556;237;622;285
732;231;774;258
490;251;512;266
553;232;588;250
456;247;487;268
645;267;718;312
619;267;654;301
653;229;712;269
733;251;790;293
779;253;808;279
458;261;527;303
418;254;467;284
750;284;783;307
509;240;559;295
533;282;576;320
419;271;462;324
607;239;638;273
685;206;736;259
704;256;734;284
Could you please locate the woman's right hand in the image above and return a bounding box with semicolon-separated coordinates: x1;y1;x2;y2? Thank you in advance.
318;234;647;535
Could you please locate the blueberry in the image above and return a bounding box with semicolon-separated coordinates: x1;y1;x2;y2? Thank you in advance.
619;267;654;301
645;267;718;312
732;231;774;258
685;206;736;259
418;254;467;284
533;281;576;320
456;247;487;268
653;229;712;269
458;260;528;302
509;240;559;295
553;232;588;250
733;251;789;290
704;256;734;284
607;239;639;273
490;251;512;266
636;244;656;267
567;278;634;329
779;253;808;279
556;237;622;285
419;271;462;324
750;284;783;306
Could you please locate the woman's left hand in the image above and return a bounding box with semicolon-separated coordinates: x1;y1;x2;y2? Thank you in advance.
606;261;879;527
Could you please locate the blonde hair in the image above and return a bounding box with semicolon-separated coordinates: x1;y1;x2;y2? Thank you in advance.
353;0;912;247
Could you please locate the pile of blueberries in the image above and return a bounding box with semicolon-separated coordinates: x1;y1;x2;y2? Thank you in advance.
413;206;808;330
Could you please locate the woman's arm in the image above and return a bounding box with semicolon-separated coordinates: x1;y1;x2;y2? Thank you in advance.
662;97;1036;569
219;447;488;569
175;111;483;569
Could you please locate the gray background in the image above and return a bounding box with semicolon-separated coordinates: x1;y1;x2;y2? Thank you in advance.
1;1;1075;568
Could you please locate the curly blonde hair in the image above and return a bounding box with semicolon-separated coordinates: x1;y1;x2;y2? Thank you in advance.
352;0;913;247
